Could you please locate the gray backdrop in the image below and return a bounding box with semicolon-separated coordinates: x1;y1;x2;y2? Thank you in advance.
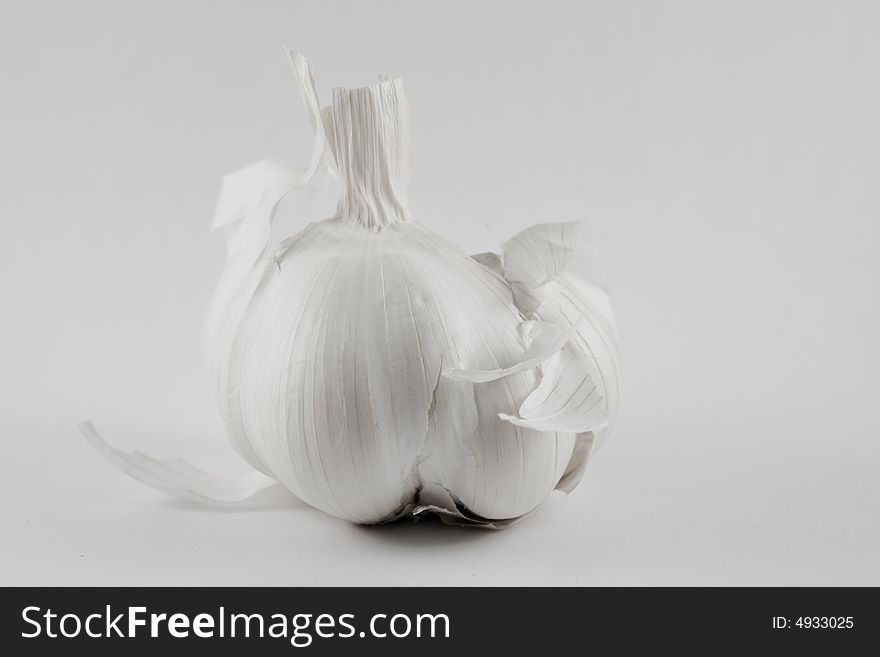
1;0;878;585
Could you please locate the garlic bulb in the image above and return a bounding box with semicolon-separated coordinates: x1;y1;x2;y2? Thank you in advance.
81;50;620;527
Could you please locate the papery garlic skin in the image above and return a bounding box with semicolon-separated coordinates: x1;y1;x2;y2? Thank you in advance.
213;218;581;523
82;50;619;527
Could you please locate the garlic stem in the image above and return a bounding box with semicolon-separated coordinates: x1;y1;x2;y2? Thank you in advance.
330;79;411;228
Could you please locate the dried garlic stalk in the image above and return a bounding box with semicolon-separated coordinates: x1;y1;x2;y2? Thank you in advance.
81;50;620;527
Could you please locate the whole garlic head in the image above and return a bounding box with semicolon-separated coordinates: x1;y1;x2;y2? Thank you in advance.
81;50;620;528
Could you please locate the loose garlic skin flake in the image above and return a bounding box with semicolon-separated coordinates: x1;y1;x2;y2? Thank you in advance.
82;51;620;527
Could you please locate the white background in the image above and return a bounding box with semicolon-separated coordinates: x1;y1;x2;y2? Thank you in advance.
1;0;878;585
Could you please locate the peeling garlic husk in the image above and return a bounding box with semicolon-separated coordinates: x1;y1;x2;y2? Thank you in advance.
81;50;620;528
